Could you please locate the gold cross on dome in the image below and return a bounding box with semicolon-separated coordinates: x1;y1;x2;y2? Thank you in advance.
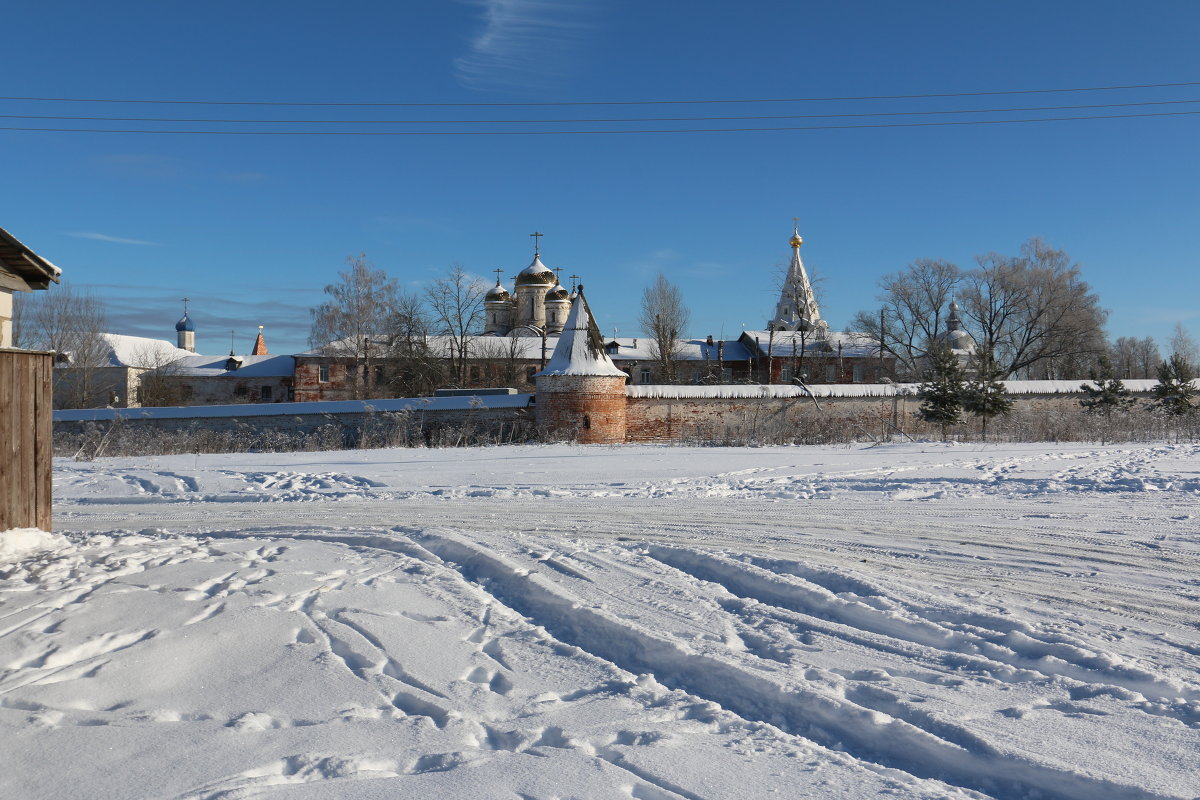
530;231;543;256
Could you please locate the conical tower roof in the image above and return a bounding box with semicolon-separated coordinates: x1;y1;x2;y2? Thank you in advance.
770;221;823;332
251;326;268;355
537;287;628;378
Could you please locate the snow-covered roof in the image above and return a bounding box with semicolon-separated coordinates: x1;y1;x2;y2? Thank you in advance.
603;337;755;362
304;335;561;361
98;333;194;367
740;330;883;358
537;293;628;378
0;225;62;288
175;354;295;378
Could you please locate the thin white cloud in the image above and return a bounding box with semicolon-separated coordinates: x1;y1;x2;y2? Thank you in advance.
67;232;160;246
454;0;598;91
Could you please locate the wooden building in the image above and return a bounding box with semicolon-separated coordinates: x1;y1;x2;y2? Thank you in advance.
0;226;60;531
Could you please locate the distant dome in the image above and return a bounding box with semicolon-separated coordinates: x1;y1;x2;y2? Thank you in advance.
546;281;570;301
485;282;510;301
515;255;556;287
939;301;976;353
175;313;195;332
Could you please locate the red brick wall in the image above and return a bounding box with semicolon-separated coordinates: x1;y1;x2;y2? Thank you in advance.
624;395;899;441
535;375;627;444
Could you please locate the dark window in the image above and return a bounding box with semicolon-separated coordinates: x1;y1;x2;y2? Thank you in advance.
234;386;248;397
374;365;385;384
525;366;537;383
469;366;482;382
261;386;272;401
318;364;330;382
582;414;591;429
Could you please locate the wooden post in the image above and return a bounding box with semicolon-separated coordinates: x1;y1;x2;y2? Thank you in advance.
1;349;53;531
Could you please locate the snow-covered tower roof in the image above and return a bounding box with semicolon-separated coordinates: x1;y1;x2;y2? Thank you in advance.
537;287;628;378
770;221;824;333
515;254;556;287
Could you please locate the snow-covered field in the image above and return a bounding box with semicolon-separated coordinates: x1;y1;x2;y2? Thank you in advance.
3;442;1198;799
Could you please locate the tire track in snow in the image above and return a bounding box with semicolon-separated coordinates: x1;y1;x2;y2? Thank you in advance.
412;529;1173;800
644;546;1198;708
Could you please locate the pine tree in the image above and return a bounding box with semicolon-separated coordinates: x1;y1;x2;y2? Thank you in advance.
1079;356;1135;416
961;353;1012;440
1151;354;1197;416
917;345;965;440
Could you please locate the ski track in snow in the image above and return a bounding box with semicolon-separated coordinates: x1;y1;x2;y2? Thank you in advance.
2;442;1198;799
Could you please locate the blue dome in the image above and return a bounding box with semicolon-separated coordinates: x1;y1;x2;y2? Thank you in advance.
176;313;195;332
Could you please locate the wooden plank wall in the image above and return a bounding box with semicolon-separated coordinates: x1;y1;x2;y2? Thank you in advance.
1;350;53;531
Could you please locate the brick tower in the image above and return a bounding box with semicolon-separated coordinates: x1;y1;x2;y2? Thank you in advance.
534;287;629;444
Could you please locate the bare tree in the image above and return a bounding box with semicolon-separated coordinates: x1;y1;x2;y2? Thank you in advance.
379;290;441;397
130;343;188;407
639;272;690;383
1110;336;1161;380
15;282;111;408
1169;323;1199;371
309;254;400;399
474;333;527;389
958;239;1107;379
851;259;960;380
425;265;487;386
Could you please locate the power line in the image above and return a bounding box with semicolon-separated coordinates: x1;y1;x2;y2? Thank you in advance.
0;81;1198;108
1;99;1198;125
1;110;1197;136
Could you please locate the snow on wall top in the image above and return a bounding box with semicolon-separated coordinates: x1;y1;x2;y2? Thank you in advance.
536;293;628;378
54;393;534;422
628;379;1190;400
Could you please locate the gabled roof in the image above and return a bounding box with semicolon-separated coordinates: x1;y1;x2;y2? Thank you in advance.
0;226;62;290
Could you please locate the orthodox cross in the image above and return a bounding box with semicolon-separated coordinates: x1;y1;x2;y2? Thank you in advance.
181;297;190;314
553;266;564;283
493;267;504;285
529;231;543;256
569;273;580;291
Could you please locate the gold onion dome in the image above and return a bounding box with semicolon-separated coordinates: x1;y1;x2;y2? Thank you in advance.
547;280;570;300
515;254;556;286
485;281;510;301
790;229;804;248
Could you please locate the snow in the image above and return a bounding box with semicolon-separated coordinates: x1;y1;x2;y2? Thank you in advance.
95;333;194;367
537;294;628;378
0;528;67;563
175;353;295;377
742;329;881;357
53;393;533;422
3;442;1198;799
628;383;813;399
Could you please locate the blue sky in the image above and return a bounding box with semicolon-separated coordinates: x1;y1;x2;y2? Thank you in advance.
3;0;1198;355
